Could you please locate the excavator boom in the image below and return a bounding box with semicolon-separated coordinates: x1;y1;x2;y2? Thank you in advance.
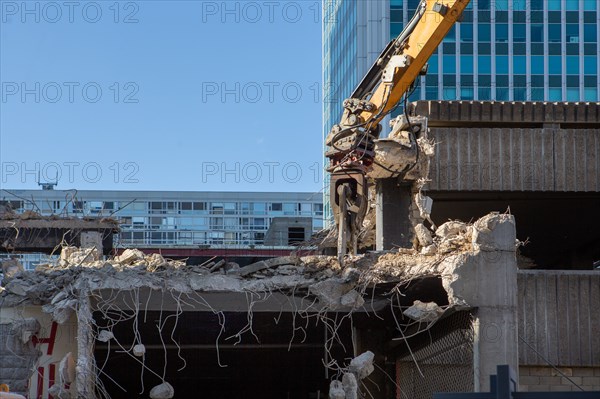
326;0;470;262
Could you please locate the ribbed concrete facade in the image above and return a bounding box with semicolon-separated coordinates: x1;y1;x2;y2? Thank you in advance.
518;270;600;368
410;101;600;192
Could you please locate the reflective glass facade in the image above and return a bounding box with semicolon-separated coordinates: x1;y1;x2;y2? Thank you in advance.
322;1;389;224
322;0;359;224
323;0;600;223
391;0;600;102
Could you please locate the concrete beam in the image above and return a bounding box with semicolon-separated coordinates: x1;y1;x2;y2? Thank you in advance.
376;179;413;250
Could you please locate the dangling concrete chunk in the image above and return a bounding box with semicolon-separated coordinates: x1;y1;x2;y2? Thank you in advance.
97;330;114;342
349;351;375;380
329;380;345;399
342;372;358;399
149;382;174;399
133;344;146;357
403;300;444;322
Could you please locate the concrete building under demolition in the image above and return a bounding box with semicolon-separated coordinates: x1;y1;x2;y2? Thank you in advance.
1;101;599;399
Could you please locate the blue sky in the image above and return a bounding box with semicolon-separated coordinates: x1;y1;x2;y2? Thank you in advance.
0;1;324;193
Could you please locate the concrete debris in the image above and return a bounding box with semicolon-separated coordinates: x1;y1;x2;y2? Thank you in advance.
403;300;444;322
342;372;358;399
329;351;375;398
340;289;365;309
60;246;100;266
348;351;375;380
236;256;299;276
435;221;468;239
97;330;114;342
48;384;70;399
309;279;354;310
115;248;146;265
10;318;40;344
59;352;76;384
1;258;23;279
328;380;345;399
472;212;516;252
208;259;226;272
421;243;437;255
133;344;146;357
0;212;515;334
414;223;433;247
149;381;174;399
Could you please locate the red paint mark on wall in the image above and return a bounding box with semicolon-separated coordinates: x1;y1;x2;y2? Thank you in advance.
36;367;44;399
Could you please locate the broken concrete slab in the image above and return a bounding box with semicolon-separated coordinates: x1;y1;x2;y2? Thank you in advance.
342;372;358;399
403;300;444;322
414;223;433;247
329;380;345;399
236;256;299;276
149;381;174;399
349;351;375;380
435;220;468;239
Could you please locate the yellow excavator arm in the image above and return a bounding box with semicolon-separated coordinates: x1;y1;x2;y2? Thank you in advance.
325;0;470;262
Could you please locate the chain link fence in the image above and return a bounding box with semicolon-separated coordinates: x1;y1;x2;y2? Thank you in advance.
395;310;474;399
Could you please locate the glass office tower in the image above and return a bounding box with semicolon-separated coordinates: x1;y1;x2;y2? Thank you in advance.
323;0;599;223
393;0;599;102
322;0;389;223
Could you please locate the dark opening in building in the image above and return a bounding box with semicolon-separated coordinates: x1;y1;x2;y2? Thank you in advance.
288;227;305;245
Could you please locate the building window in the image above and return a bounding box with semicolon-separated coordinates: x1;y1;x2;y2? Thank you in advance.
443;55;456;74
496;87;509;101
548;0;561;10
584;88;598;101
478;24;491;42
514;88;526;101
531;56;544;75
443;87;456;100
495;0;508;10
288;227;305;245
530;24;543;42
548;56;562;75
460;55;474;74
584;56;598;75
224;202;236;214
511;0;524;11
566;0;578;11
566;24;579;43
460;87;474;100
513;55;527;75
496;56;509;74
566;56;579;75
461;24;473;41
478;88;491;100
584;24;597;42
567;88;580;101
584;0;597;11
513;24;525;42
426;86;438;99
496;24;508;42
548;25;561;42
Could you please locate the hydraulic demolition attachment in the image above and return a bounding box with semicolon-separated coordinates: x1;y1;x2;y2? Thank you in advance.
325;0;470;263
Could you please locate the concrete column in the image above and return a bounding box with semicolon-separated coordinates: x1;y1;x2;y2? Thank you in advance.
75;290;96;398
449;214;519;391
375;179;413;250
80;231;103;254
